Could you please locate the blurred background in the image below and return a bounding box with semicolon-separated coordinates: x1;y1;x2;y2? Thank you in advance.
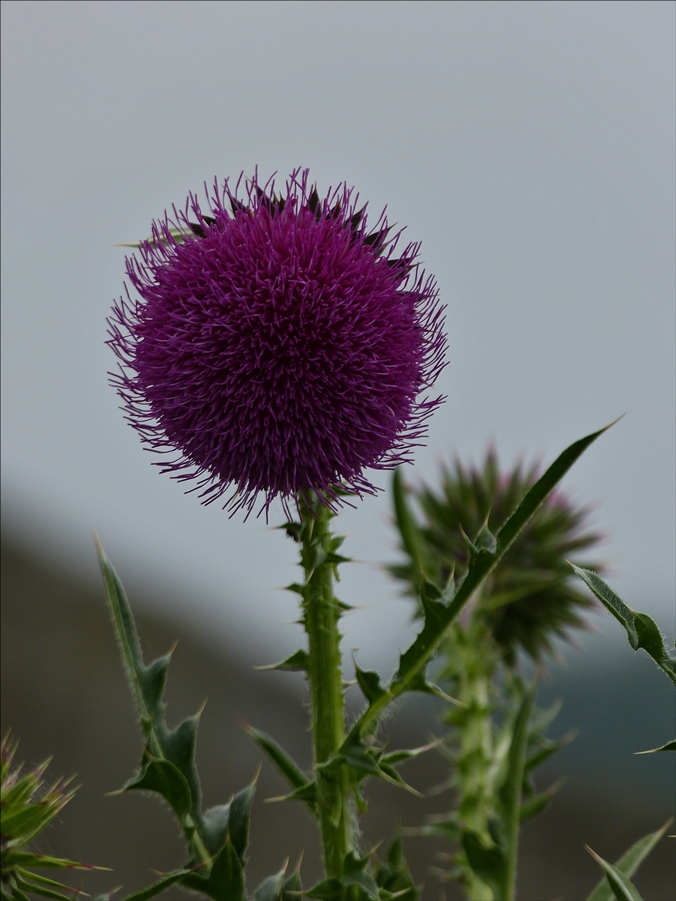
1;1;674;898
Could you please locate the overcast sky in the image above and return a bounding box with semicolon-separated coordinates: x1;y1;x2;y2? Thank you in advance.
2;1;674;674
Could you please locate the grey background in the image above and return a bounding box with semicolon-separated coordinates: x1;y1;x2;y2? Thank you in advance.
1;2;675;896
1;0;674;670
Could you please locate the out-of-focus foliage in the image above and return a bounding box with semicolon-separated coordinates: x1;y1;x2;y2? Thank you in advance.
1;733;109;901
390;449;604;664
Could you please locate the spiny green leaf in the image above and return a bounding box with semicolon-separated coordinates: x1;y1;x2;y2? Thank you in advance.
404;669;458;702
355;665;388;707
324;552;352;566
158;713;203;819
303;877;345;900
586;847;644;901
342;851;381;898
461;831;506;896
392;467;429;580
635;740;676;754
284;581;305;595
11;873;76;901
336;737;382;778
282;862;303;898
96;538;153;732
181;836;246;901
524;733;574;774
123;755;192;820
375;762;423;797
11;871;86;894
497;681;538;898
253;859;303;901
586;821;671;901
571;566;676;686
97;540;217;859
373;835;418;901
256;649;309;673
121;869;197;901
201;803;230;856
527;698;563;735
2;802;67;844
519;780;563;821
474;522;498;554
267;780;318;805
496;421;617;556
380;739;441;767
394;591;449;686
1;766;49;814
354;426;612;739
253;862;288;901
228;778;257;865
244;724;316;813
1;851;101;870
2;882;33;901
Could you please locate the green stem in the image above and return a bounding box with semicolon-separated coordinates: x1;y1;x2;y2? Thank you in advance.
300;496;353;878
498;679;536;901
442;624;498;901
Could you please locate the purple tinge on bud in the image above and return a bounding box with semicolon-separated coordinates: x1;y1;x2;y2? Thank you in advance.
107;169;447;517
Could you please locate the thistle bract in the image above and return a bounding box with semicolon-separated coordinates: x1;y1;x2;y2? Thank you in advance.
108;170;446;516
1;734;101;900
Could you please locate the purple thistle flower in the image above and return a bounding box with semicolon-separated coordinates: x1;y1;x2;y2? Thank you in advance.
108;170;446;517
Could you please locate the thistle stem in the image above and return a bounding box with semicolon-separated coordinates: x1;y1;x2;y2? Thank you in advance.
442;623;498;901
299;496;353;878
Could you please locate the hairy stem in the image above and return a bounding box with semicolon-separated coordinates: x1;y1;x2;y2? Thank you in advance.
443;624;499;900
300;496;353;877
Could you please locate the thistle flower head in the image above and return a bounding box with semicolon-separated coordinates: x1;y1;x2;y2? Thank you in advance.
391;449;605;663
108;169;446;517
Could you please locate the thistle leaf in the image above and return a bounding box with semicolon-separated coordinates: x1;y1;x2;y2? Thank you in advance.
123;755;192;821
524;733;574;774
355;665;388;707
1;852;101;870
635;740;676;754
373;835;418;901
97;539;260;877
586;821;671;901
97;540;205;824
303;877;345;900
199;771;258;860
392;467;429;579
571;566;676;686
180;836;247;901
282;863;303;897
253;862;287;901
256;649;309;673
495;421;617;556
228;779;257;865
461;831;507;896
586;847;644;901
201;803;231;856
305;851;380;900
267;781;318;805
354;426;611;738
497;681;537;892
10;873;78;901
380;739;441;767
243;724;316;814
119;869;197;901
519;780;563;821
